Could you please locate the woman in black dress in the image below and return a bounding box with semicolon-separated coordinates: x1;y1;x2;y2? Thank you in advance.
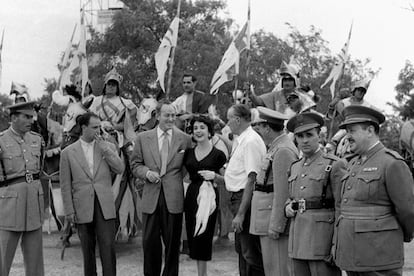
184;115;226;276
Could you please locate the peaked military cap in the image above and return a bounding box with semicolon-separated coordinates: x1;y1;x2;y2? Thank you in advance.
287;112;324;134
339;105;385;129
6;101;36;116
255;106;288;126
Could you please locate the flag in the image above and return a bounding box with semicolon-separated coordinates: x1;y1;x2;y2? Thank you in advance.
155;17;180;93
210;20;250;94
0;29;4;89
79;11;88;98
321;23;353;98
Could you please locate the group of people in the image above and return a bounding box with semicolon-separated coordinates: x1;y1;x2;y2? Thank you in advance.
0;61;413;276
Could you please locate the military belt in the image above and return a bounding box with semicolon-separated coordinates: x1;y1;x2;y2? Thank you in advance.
254;184;273;193
291;198;335;213
0;173;40;187
339;205;393;220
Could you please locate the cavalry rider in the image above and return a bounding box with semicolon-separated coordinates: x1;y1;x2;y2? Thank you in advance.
325;79;374;155
89;68;139;146
249;60;300;118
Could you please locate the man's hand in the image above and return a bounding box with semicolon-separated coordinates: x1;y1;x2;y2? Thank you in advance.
65;214;76;224
285;202;296;218
268;230;280;240
232;213;245;233
146;170;161;184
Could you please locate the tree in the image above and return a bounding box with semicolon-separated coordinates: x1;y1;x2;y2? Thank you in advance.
391;60;414;120
0;94;13;131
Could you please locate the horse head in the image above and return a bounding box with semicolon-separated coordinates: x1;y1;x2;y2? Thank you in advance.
137;96;158;132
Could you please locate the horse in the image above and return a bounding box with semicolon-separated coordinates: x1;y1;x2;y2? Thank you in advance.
47;88;160;241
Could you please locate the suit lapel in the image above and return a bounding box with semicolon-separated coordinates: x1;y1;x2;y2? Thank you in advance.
147;129;161;169
93;143;103;178
167;128;183;165
192;91;201;113
72;140;93;179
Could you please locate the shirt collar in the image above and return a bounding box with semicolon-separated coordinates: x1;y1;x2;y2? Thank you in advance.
157;127;172;139
235;126;254;144
80;138;95;147
303;148;322;166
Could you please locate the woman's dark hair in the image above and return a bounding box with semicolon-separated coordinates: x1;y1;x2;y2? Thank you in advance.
189;115;214;137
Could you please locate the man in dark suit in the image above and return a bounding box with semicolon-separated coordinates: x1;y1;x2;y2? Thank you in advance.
131;99;192;276
171;73;217;115
60;112;124;276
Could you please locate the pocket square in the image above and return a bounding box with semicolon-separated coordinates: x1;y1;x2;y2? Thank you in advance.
178;149;185;154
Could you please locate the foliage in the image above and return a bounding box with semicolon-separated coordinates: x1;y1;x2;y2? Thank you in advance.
0;94;13;131
380;114;403;153
391;60;414;120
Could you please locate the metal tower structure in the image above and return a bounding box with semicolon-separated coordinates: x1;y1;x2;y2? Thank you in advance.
79;0;124;32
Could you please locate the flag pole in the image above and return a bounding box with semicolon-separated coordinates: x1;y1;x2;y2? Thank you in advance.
166;0;182;100
0;28;4;89
245;0;251;82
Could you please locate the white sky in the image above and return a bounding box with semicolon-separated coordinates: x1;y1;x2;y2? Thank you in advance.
1;0;414;114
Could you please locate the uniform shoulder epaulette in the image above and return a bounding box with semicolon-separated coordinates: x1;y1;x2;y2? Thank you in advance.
322;153;340;161
384;148;404;161
29;131;42;138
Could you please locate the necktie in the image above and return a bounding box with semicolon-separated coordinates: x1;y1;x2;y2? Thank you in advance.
160;131;169;176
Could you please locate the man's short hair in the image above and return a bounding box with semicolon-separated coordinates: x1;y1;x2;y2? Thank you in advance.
182;73;197;82
78;112;100;129
231;104;251;122
155;98;173;115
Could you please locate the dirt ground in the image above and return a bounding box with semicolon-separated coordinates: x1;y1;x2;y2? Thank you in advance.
8;226;414;276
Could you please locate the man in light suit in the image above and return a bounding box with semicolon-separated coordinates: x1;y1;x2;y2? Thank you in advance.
60;112;124;276
131;99;192;276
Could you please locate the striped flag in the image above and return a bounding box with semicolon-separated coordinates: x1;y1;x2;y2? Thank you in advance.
155;17;180;93
210;20;250;94
321;23;353;98
0;29;4;89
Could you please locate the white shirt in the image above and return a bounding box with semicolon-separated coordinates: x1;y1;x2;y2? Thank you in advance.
157;127;172;152
171;93;193;114
80;139;95;175
224;126;266;192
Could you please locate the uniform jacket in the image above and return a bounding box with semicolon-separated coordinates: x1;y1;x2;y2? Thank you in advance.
287;150;346;260
60;139;124;224
250;133;298;236
130;127;192;214
334;142;414;271
0;128;44;231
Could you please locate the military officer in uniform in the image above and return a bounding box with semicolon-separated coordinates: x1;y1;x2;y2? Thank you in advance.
0;101;45;276
250;107;299;276
334;105;414;276
285;112;346;276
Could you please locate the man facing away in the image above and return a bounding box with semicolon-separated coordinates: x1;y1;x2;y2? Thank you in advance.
334;105;414;276
60;112;124;276
0;101;45;276
130;99;192;276
225;104;266;276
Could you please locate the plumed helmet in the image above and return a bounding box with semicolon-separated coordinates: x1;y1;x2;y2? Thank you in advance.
10;82;30;103
279;61;300;87
352;78;371;93
104;68;123;85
